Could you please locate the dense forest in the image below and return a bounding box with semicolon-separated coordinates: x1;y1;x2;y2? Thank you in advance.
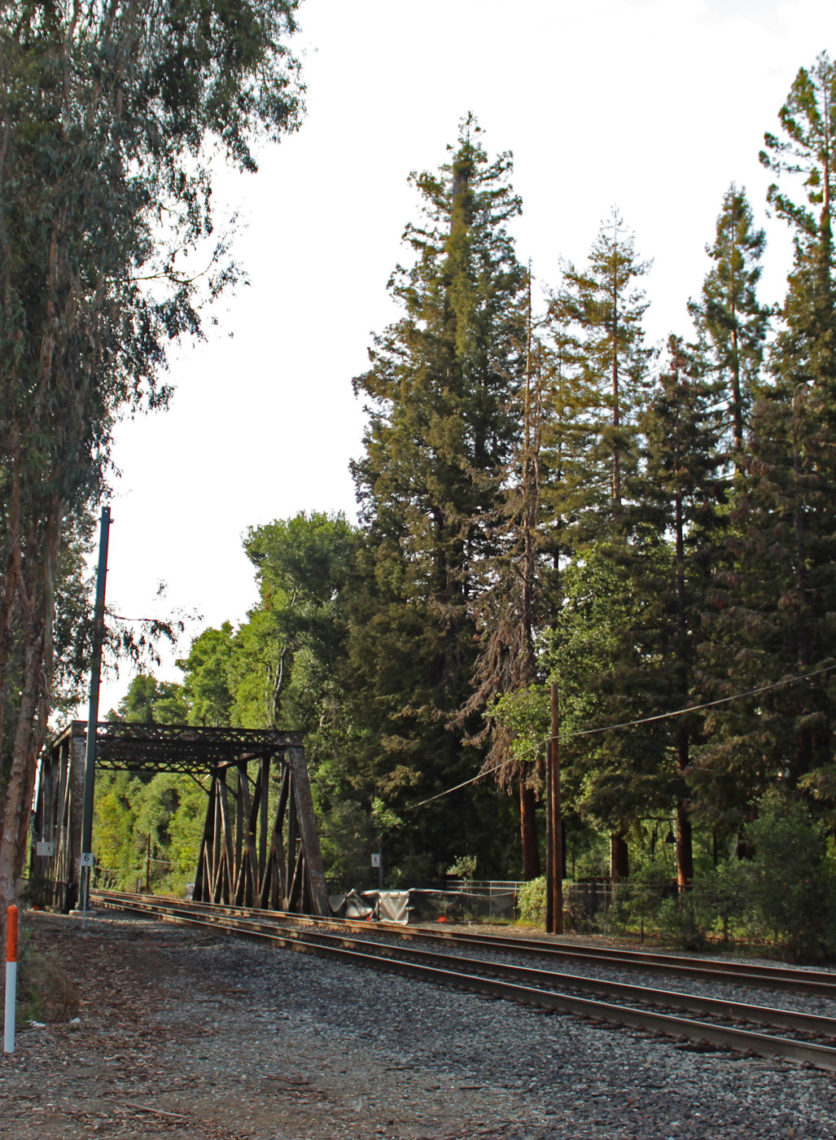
93;52;836;952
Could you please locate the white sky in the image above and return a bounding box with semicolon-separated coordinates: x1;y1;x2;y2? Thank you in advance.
97;0;830;714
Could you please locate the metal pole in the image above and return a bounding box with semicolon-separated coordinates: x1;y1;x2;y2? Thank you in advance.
79;506;111;914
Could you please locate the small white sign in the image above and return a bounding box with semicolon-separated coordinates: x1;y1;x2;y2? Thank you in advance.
370;853;381;868
80;852;95;868
35;842;55;857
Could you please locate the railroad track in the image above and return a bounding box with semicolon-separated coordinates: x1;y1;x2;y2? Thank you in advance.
90;889;836;1073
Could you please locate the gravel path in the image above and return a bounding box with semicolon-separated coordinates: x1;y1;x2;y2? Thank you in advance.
1;910;835;1139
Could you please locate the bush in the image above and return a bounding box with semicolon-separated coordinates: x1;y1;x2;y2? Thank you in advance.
446;854;478;880
655;892;710;950
516;876;546;925
737;792;836;961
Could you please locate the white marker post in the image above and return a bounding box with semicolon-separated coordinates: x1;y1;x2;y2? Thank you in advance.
4;904;18;1053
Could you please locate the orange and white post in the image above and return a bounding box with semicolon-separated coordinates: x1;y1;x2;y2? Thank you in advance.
4;904;18;1053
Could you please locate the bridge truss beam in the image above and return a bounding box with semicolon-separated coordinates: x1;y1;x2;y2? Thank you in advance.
30;722;329;916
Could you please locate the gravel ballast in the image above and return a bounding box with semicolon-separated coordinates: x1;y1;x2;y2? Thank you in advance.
1;910;835;1139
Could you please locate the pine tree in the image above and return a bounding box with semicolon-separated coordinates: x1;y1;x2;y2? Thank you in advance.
757;51;836;798
633;338;727;885
556;208;653;522
348;117;528;877
457;274;550;879
549;210;653;878
761;52;836;389
689;185;769;456
699;52;836;831
550;339;724;887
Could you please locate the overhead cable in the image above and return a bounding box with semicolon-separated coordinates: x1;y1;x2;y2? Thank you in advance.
406;662;836;811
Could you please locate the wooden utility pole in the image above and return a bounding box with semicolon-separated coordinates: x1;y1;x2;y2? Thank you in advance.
545;681;563;934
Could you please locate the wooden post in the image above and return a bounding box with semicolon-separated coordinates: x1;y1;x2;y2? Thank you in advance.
545;682;563;934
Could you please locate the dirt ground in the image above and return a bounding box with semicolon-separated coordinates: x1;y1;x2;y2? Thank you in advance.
0;910;541;1140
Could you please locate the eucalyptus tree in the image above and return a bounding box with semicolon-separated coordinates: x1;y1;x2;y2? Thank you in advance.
0;0;304;914
235;511;360;735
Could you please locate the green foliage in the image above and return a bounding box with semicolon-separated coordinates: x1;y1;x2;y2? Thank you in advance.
760;51;836;242
446;854;478;880
516;875;546;925
317;800;377;886
162;777;210;894
93;767;208;894
554;207;652;518
697;55;836;829
93;772;143;886
0;0;304;903
347;116;528;876
179;624;236;726
578;796;836;960
542;548;676;837
736;792;836;960
688;184;769;452
75;55;836;916
110;673;189;724
370;797;402;834
239;512;360;730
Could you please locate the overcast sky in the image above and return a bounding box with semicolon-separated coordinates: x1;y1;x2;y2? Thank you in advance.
97;0;831;714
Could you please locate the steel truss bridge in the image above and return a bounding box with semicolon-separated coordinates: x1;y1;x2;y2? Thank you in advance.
29;721;329;917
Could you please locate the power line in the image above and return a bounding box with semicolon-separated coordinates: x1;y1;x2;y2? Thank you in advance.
563;662;836;740
406;662;836;811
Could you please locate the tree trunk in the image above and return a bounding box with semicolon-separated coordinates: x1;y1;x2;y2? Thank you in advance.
0;637;51;933
519;782;540;879
610;832;629;882
675;802;694;890
0;508;61;941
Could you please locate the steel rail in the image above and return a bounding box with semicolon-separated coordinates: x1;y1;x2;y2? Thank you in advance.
93;889;836;997
422;927;836;993
95;892;836;1039
90;891;836;1072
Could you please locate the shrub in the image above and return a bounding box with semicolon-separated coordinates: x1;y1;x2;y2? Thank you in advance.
446;854;478;880
738;792;836;961
516;876;546;925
